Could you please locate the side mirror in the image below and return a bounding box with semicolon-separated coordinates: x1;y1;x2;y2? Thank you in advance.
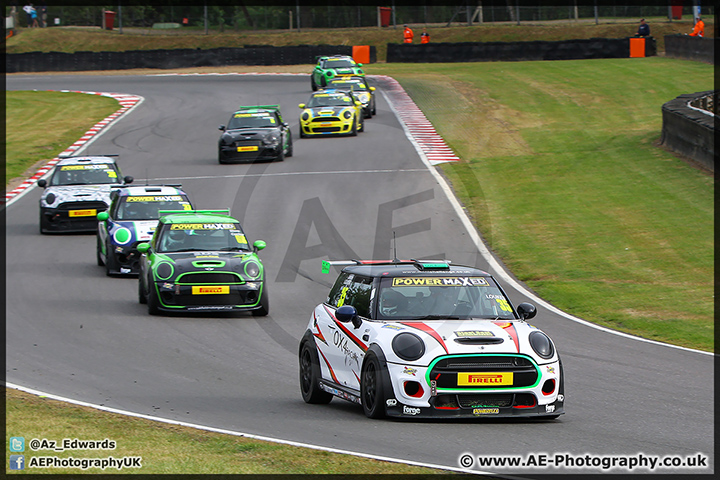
298;103;306;109
355;101;361;106
124;176;134;184
516;302;537;320
370;87;376;92
336;305;362;329
219;125;226;131
97;211;109;221
37;179;47;188
357;63;363;67
253;240;266;252
282;122;289;128
137;242;150;254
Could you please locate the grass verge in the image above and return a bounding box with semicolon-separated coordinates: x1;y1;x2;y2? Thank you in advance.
5;388;446;474
366;58;713;351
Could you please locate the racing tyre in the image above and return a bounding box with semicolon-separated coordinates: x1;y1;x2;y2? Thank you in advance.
251;285;269;316
105;239;118;276
39;211;49;235
299;127;306;139
350;118;358;137
138;278;147;304
372;100;377;115
311;76;318;91
361;352;386;419
96;236;105;266
359;116;365;132
299;340;333;404
147;284;161;315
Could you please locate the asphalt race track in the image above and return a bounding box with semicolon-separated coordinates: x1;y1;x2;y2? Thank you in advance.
5;73;714;476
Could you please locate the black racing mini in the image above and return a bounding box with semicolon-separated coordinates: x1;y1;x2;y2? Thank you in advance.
137;209;268;316
217;105;292;163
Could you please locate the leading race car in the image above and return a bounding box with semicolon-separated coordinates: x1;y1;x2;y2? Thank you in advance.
298;89;364;137
217;105;293;163
311;55;365;91
327;75;377;118
299;260;564;419
37;155;134;234
137;209;268;316
96;184;193;276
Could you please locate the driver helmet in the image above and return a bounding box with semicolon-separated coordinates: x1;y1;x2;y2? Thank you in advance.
380;289;406;316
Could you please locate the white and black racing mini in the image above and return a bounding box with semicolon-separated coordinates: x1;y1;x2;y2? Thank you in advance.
299;260;564;419
37;155;133;234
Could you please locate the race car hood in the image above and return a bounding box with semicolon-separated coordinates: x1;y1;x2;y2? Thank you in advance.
156;251;261;278
379;318;555;364
222;127;276;142
329;67;356;75
41;184;114;207
307;106;350;116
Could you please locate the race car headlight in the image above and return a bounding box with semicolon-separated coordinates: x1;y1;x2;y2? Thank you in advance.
357;93;370;102
45;193;56;205
301;112;310;122
262;133;280;146
343;110;352;119
244;261;260;279
392;332;425;361
112;227;132;245
154;262;174;281
529;331;554;359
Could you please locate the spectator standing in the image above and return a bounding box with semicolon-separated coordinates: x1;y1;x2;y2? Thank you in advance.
689;17;704;37
30;5;39;28
420;27;430;43
636;18;650;37
23;3;34;27
403;24;414;43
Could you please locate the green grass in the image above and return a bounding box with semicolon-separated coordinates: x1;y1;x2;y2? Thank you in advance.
366;58;713;351
6;388;446;474
5;91;120;188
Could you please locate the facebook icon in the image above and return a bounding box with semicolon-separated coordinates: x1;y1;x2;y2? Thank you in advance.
10;455;25;470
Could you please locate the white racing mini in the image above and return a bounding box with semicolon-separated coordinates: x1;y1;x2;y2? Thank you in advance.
299;260;565;419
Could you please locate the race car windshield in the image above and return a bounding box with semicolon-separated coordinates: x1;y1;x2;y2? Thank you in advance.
325;59;355;69
307;95;354;108
157;223;250;253
50;165;121;186
116;197;191;220
330;82;367;92
227;114;276;129
376;276;516;321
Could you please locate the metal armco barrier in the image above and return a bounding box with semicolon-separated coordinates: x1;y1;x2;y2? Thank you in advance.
664;35;715;64
661;91;716;172
5;45;377;73
387;37;656;63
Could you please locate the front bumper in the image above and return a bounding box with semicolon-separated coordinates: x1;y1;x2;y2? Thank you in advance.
300;118;354;136
40;205;107;233
219;144;282;162
385;398;564;419
151;281;264;312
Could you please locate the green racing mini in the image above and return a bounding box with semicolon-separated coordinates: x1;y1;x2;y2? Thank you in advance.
311;55;365;91
137;209;268;316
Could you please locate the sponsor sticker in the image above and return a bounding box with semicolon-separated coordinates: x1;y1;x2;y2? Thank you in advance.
69;209;97;217
458;372;513;386
403;405;421;415
60;164;110;170
171;223;236;230
237;146;259;152
391;277;489;287
455;330;493;337
473;407;500;415
191;286;230;295
127;196;184;202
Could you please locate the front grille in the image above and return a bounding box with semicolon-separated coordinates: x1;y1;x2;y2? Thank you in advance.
313;127;342;133
170;292;247;306
57;201;108;211
312;117;341;122
430;355;538;389
233;140;261;147
457;394;514;408
176;272;242;284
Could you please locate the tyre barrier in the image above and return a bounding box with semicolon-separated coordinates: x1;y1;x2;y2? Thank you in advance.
660;90;716;172
6;44;377;73
387;37;656;63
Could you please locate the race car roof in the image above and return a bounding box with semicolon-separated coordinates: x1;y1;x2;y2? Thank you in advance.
56;155;119;166
157;209;236;224
337;260;491;278
234;105;280;114
112;185;186;197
